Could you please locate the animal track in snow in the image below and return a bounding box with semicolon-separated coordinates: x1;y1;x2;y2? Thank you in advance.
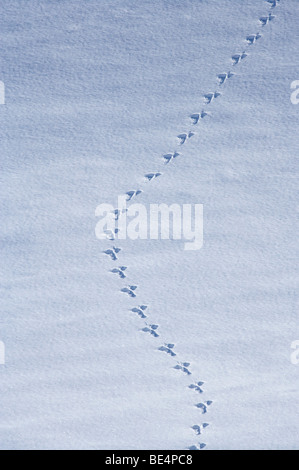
103;246;121;261
266;0;280;8
101;0;281;449
144;172;162;182
174;362;192;375
111;266;127;279
231;51;248;65
142;324;159;338
187;443;206;451
163;152;180;164
189;381;205;394
204;91;221;104
131;305;148;319
126;190;143;201
112;209;128;221
259;13;275;25
217;72;235;85
246;33;262;44
121;285;138;298
158;343;176;357
195;401;213;414
192;423;209;436
190;111;210;125
104;229;120;240
177;132;195;145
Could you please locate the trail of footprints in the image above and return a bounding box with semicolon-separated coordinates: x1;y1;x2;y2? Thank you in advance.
101;0;280;450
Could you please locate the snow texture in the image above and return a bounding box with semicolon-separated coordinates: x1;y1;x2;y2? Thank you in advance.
0;0;298;450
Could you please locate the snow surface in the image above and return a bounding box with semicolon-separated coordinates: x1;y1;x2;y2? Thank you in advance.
0;0;298;450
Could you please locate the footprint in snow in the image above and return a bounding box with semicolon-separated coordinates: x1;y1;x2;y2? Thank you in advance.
217;71;235;85
177;131;195;145
232;51;247;65
246;33;262;44
259;13;275;26
111;266;127;279
121;285;138;298
192;423;209;436
142;324;159;338
131;305;148;319
204;91;221;104
187;443;206;451
112;209;128;221
266;0;280;8
163;152;180;164
103;246;121;261
174;362;192;375
126;190;143;201
144;172;162;182
104;229;120;240
158;343;176;357
195;401;213;414
189;381;205;394
190;110;210;125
